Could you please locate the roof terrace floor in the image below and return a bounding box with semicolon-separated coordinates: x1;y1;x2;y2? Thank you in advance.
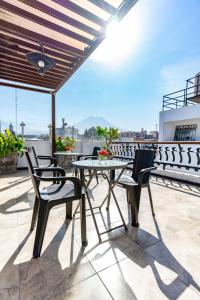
0;170;200;299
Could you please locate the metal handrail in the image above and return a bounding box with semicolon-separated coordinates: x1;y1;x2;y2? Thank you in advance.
163;81;200;111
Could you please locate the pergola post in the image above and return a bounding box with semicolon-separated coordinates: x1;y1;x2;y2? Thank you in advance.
51;92;56;155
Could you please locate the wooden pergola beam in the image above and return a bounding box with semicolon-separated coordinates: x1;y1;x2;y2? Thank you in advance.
0;45;75;68
18;0;100;36
0;20;84;57
0;68;61;85
0;61;65;80
0;54;70;74
51;0;105;26
0;81;52;93
0;33;78;62
89;0;116;15
0;74;56;89
1;1;92;45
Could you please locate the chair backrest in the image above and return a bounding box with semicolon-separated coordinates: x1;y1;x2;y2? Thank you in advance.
24;150;40;198
31;146;39;168
92;146;101;157
132;149;155;184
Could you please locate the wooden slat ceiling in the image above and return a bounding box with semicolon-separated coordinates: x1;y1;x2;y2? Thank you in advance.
0;0;138;93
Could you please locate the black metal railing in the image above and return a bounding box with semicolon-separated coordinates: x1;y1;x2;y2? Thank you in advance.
162;75;200;110
111;141;200;174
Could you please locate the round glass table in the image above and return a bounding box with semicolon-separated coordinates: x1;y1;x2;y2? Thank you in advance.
72;159;128;242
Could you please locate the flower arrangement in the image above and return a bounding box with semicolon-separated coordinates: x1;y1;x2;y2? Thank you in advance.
98;149;109;160
0;129;24;158
56;136;76;152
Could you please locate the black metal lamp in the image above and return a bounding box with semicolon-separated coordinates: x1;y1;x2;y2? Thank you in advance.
26;44;56;76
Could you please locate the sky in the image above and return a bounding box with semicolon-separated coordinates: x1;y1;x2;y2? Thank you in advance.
1;0;200;134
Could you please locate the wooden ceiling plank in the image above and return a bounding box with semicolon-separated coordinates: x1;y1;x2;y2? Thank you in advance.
0;20;84;57
88;0;116;15
51;0;105;26
1;1;92;45
0;54;70;74
0;33;78;62
0;70;59;86
0;61;65;80
0;66;61;84
18;0;100;36
0;46;74;68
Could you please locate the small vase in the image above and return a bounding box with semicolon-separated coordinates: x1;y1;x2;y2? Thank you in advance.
98;155;107;160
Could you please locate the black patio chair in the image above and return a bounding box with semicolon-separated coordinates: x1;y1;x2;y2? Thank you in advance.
108;149;156;227
80;146;101;160
31;146;57;168
25;150;86;258
80;146;101;184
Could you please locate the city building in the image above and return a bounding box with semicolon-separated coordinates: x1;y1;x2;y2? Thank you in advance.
9;122;15;135
56;119;79;139
120;128;158;142
159;73;200;141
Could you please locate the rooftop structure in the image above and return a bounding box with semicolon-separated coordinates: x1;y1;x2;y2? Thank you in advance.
160;73;200;141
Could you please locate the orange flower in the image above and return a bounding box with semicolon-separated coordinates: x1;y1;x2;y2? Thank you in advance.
64;146;73;151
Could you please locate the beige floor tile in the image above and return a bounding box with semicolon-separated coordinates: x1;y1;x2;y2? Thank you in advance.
99;253;200;300
53;275;112;300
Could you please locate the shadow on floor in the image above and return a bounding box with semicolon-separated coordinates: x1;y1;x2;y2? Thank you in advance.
85;211;200;300
0;187;34;214
0;176;30;193
151;176;200;197
0;219;89;300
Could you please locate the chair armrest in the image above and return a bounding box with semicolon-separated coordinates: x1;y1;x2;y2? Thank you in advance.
138;167;157;185
36;155;57;166
84;156;98;160
34;167;65;176
34;175;82;196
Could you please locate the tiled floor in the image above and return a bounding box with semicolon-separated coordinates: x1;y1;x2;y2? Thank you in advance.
0;170;200;299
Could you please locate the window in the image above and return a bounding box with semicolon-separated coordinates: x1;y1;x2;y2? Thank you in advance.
174;124;197;141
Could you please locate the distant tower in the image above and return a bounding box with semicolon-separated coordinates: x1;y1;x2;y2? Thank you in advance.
62;118;67;129
9;122;15;135
48;124;52;141
20;122;26;138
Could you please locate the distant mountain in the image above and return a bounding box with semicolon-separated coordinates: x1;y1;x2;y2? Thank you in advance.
75;116;116;133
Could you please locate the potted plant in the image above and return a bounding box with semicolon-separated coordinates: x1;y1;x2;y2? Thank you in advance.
56;136;76;152
0;129;24;175
96;126;119;157
55;136;76;169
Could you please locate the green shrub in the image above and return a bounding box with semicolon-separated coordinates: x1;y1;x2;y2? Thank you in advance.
0;129;24;158
56;136;76;151
96;126;119;151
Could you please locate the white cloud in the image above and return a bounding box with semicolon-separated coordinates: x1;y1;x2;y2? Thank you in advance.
161;56;200;94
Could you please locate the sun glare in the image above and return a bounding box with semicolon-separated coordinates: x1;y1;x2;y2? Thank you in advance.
90;5;144;66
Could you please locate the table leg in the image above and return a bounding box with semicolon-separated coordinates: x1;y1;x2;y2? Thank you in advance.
80;168;102;242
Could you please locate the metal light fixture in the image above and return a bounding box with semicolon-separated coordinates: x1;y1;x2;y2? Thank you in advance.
26;43;56;76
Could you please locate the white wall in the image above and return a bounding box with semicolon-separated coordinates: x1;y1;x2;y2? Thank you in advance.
18;140;104;168
159;104;200;141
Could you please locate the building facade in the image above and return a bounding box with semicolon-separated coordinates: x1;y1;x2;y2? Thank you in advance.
159;74;200;141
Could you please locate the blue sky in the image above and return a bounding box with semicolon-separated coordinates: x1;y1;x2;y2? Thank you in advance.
1;0;200;134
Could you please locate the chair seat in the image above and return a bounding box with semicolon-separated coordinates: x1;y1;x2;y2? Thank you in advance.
40;183;75;201
115;174;138;188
